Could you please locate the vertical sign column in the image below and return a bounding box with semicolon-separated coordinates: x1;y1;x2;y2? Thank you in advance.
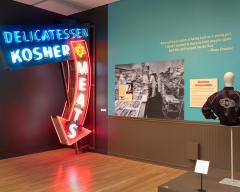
51;40;92;146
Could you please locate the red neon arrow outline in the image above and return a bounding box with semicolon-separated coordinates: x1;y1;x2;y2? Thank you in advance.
51;40;91;146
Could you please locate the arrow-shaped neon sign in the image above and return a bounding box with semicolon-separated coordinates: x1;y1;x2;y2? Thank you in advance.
51;40;91;146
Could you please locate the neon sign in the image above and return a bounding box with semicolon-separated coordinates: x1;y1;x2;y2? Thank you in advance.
0;25;89;69
51;40;91;145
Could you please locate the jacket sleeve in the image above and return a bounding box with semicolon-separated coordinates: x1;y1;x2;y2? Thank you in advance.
237;91;240;120
202;93;217;120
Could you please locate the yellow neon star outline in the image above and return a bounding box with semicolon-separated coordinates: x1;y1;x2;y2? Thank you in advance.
74;44;86;58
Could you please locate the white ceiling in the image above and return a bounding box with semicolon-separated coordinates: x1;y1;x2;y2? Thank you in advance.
13;0;120;16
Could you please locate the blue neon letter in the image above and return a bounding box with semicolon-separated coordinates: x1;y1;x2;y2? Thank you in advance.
33;47;43;60
82;28;89;38
2;31;13;44
56;29;63;40
22;48;33;62
33;30;41;42
63;29;70;40
42;46;53;59
41;30;50;41
11;49;22;63
62;44;70;56
53;45;61;58
13;31;22;43
47;29;55;40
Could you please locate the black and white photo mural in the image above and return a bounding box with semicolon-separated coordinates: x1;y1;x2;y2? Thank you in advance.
115;59;184;119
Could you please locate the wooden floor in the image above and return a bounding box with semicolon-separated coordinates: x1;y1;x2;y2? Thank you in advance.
0;148;186;192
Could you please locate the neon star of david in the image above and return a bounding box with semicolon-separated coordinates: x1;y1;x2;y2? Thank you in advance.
74;44;86;58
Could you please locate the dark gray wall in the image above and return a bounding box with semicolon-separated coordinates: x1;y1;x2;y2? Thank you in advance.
0;1;65;25
0;1;66;158
0;1;109;158
71;6;108;153
108;116;240;171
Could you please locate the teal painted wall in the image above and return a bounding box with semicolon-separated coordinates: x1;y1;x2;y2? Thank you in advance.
108;0;240;121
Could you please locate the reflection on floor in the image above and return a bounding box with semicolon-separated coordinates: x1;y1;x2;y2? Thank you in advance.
0;148;186;192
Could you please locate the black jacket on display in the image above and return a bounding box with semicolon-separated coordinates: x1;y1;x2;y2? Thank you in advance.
202;87;240;126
